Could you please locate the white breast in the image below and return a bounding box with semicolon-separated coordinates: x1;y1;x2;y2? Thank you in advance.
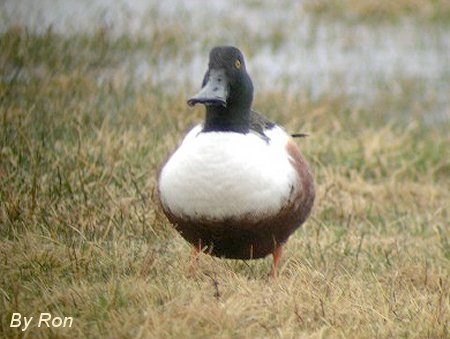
158;125;298;220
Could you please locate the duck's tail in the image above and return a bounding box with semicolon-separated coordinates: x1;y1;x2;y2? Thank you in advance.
291;133;309;138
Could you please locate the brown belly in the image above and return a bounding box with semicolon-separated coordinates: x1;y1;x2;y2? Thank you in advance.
165;202;312;259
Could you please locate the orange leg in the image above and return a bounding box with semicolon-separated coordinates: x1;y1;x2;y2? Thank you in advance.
192;245;201;260
270;244;283;278
188;243;202;274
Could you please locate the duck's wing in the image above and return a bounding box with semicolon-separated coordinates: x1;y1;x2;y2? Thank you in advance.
249;110;275;142
250;110;309;141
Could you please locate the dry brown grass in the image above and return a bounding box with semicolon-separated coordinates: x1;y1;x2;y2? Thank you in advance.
0;24;449;339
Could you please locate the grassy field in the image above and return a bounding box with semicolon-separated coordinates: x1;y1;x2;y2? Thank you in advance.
1;14;449;339
304;0;450;21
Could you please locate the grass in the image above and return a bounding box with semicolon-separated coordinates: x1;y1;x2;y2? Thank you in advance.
303;0;450;22
1;21;449;339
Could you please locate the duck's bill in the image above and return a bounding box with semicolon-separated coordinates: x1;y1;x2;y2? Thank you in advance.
187;69;228;107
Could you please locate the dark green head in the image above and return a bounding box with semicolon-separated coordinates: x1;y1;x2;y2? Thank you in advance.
188;46;254;133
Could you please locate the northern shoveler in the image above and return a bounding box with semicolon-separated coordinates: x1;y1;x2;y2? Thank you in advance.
157;46;315;277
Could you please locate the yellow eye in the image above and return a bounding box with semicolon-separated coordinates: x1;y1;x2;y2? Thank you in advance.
235;59;241;69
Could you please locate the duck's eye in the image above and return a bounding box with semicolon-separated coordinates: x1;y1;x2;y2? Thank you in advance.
234;59;241;69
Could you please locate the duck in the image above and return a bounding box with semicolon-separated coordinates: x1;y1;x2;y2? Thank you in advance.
157;46;315;277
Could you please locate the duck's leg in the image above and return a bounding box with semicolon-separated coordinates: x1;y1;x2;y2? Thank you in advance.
192;245;200;260
188;242;202;273
270;244;283;278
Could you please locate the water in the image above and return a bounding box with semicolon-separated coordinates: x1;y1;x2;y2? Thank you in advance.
1;0;449;122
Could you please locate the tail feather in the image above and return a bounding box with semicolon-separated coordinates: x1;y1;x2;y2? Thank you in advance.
291;133;309;138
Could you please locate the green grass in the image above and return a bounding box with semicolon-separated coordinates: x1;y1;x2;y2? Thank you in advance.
1;26;449;338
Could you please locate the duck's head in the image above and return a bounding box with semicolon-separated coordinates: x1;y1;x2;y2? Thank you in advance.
188;46;254;112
